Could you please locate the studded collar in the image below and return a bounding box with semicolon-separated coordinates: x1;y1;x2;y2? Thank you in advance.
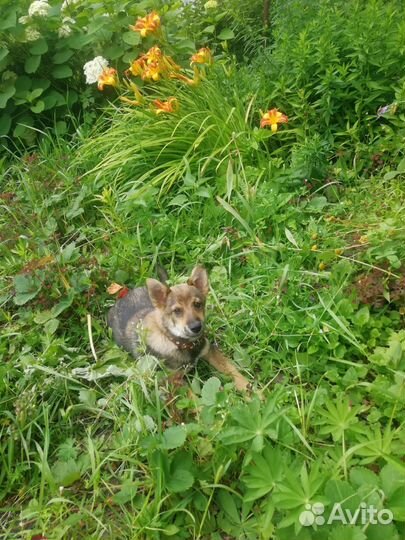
165;332;206;351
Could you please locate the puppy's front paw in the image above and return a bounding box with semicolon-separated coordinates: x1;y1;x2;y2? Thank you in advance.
234;374;251;392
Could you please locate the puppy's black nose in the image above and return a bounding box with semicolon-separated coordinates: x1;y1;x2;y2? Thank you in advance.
188;321;202;334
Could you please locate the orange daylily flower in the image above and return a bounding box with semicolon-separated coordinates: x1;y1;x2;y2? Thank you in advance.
190;47;213;66
97;67;119;91
127;47;180;82
152;97;179;114
129;11;161;37
260;108;288;132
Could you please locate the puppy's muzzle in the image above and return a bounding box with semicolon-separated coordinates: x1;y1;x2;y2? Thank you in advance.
188;321;202;334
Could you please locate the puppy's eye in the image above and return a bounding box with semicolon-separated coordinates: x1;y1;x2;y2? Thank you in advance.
193;301;202;309
173;307;183;316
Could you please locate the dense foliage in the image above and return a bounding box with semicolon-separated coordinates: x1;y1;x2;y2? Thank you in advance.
1;0;405;539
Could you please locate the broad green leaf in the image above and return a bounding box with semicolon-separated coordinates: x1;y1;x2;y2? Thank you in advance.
384;171;399;181
13;274;41;305
112;480;138;505
44;318;59;335
30;100;45;114
29;39;48;55
387;487;405;521
203;25;216;33
43;90;66;110
0;113;11;135
167;194;188;207
217;490;240;523
201;376;221;406
166;469;194;493
0;84;15;108
218;28;235;40
52;65;73;79
24;55;41;74
350;467;379;488
306;196;328;212
329;526;366;540
162;425;187;449
122;31;141;45
52;459;81;487
66;34;92;50
52;49;75;64
353;306;369;327
380;463;405;498
0;9;16;30
0;47;9;62
243;446;285;501
52;290;75;317
78;389;96;407
34;310;54;324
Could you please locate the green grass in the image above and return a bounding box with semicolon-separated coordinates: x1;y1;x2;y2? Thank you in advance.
1;0;405;537
1;129;405;539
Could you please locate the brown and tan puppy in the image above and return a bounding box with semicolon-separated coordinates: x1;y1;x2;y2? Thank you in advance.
107;266;249;391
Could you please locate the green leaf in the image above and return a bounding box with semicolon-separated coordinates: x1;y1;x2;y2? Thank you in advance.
217;490;240;523
112;480;138;505
201;377;221;406
52;65;73;79
52;49;74;64
34;310;54;324
350;467;379;488
162;425;187;449
381;463;405;498
55;120;68;135
0;113;11;135
243;446;285;501
218;28;235;40
24;55;41;74
0;47;9;62
0;9;16;30
0;84;15;108
167;194;188;207
13;274;42;305
122;31;141;45
353;306;370;327
66;34;92;50
52;290;75;317
306;196;328;212
203;25;216;34
387;491;405;521
52;459;82;487
44;318;59;335
397;157;405;173
29;87;44;101
166;469;194;493
285;227;299;248
384;171;399;181
30;100;45;114
329;526;366;540
29;39;48;55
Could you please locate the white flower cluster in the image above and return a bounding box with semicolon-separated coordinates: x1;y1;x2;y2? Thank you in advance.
204;0;218;9
28;0;50;17
18;15;30;25
83;56;109;84
58;16;75;37
25;28;42;41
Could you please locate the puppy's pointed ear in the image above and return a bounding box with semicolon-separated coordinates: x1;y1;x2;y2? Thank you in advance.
188;266;209;296
146;278;170;309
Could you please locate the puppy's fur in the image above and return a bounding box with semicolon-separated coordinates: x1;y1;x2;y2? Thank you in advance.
108;266;249;391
